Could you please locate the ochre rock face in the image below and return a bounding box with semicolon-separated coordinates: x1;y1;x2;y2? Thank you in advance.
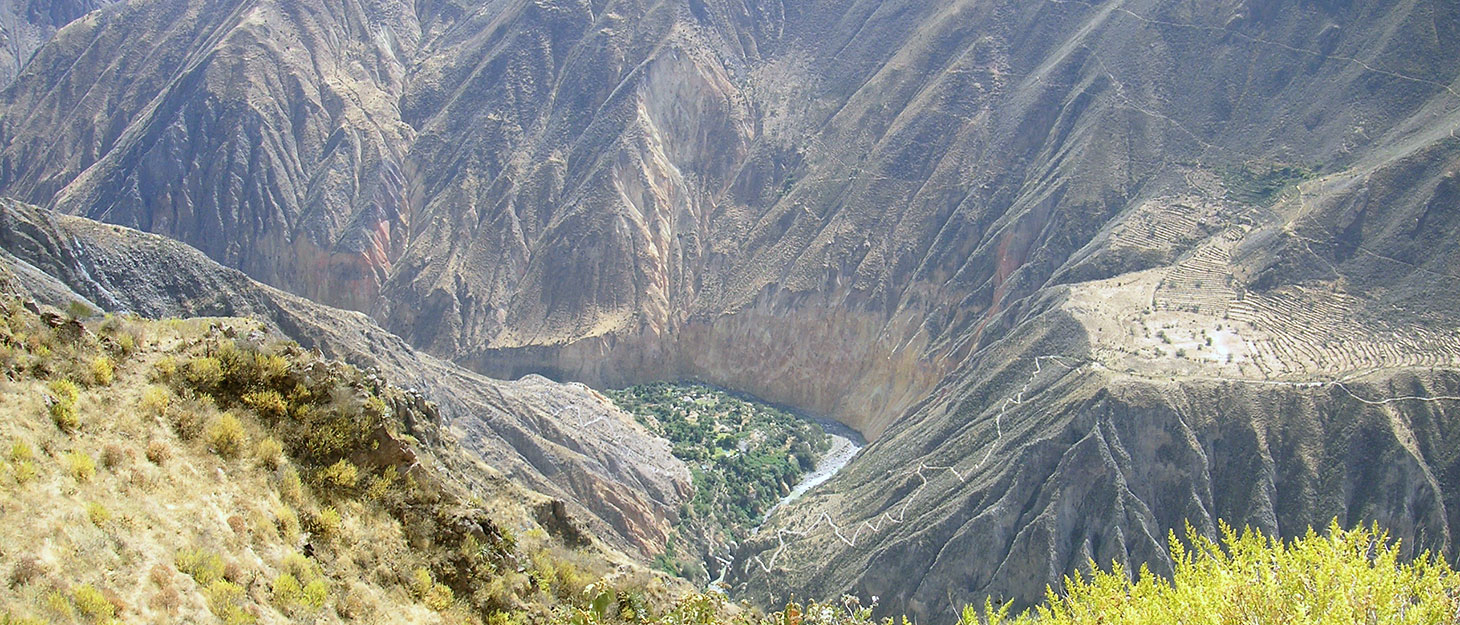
4;0;1460;621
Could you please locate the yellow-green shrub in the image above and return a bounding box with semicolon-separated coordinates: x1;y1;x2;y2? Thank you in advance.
273;553;326;610
116;332;137;356
317;459;359;491
86;502;111;526
255;437;284;469
205;413;247;459
411;567;434;599
972;521;1460;625
203;580;255;625
482;572;531;613
303;579;329;609
153;355;178;381
274;505;301;541
242;389;288;422
49;401;79;432
365;465;397;500
282;552;319;581
271;572;303;608
88;356;114;386
365;395;389;418
13;460;36;485
278;467;304;505
139;385;170;416
64;451;95;482
294;410;378;461
411;568;452;611
424;582;454;612
43;590;73;620
9;441;33;463
185;356;224;391
488;610;524;625
47;379;79;404
176;548;226;586
312;506;343;540
256;353;290;383
71;584;114;622
532;549;595;603
47;379;81;432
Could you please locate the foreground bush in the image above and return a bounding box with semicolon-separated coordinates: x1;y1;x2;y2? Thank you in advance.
972;521;1460;625
553;522;1459;625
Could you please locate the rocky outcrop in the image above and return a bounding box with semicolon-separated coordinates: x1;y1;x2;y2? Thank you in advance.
0;199;691;558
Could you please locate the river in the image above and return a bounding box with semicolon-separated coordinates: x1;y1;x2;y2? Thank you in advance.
764;417;864;519
710;417;864;590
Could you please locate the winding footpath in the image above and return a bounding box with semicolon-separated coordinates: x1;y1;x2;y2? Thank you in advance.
741;355;1460;575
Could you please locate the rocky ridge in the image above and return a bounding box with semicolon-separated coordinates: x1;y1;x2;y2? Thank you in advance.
0;198;692;559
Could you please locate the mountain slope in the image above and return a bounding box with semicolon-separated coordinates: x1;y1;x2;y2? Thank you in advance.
0;299;702;623
734;303;1460;617
0;0;114;87
3;0;1458;439
0;199;691;559
3;0;1460;621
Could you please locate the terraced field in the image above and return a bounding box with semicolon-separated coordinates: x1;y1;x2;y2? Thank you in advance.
1071;194;1460;383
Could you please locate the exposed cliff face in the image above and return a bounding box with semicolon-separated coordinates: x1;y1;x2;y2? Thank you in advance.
0;199;692;558
0;0;415;311
3;0;1460;621
0;0;114;87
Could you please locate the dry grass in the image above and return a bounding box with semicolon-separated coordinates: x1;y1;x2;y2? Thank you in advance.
0;301;674;625
255;436;284;469
100;443;127;469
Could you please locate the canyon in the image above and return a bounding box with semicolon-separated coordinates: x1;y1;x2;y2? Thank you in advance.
2;0;1460;621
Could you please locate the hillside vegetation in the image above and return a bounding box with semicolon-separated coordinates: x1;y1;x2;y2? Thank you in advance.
560;523;1460;625
0;299;681;624
975;523;1460;625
